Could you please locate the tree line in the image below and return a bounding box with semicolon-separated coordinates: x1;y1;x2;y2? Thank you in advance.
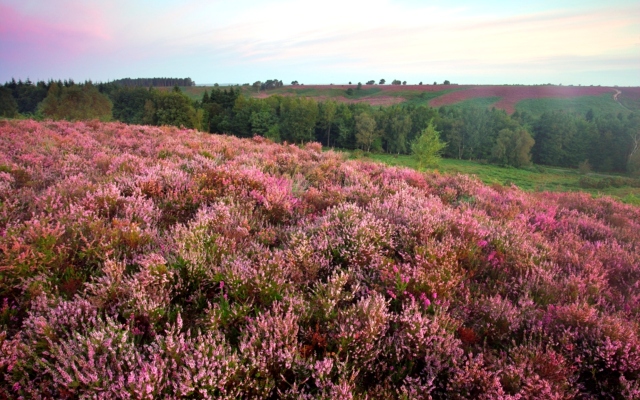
110;77;195;87
1;79;639;174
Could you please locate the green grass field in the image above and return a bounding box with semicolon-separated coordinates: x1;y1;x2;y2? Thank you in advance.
515;93;627;117
445;96;502;110
351;152;640;204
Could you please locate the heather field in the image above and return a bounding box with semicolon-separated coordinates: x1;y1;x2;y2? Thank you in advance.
2;120;640;399
178;84;638;115
428;85;617;114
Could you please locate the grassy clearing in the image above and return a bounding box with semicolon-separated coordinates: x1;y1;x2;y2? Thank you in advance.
395;90;458;106
515;93;626;117
445;96;502;109
350;152;640;203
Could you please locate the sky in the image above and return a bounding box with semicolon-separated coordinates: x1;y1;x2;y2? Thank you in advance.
1;0;639;86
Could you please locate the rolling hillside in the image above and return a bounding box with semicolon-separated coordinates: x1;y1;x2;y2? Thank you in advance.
177;84;638;116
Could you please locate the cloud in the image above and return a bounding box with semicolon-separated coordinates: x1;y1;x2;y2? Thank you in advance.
0;0;638;85
0;2;111;66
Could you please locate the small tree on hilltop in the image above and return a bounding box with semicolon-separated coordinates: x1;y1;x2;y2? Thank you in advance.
379;79;386;85
412;122;446;170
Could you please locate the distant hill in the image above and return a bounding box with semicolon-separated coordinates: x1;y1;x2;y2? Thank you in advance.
177;84;639;116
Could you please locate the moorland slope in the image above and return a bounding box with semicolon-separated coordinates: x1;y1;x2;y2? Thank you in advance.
1;120;639;398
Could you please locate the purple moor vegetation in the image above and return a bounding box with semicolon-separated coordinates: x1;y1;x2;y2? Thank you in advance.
1;119;639;399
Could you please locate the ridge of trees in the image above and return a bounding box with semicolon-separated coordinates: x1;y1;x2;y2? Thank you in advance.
2;78;639;174
110;77;195;87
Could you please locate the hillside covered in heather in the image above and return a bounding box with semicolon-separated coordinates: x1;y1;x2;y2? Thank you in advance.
1;120;640;398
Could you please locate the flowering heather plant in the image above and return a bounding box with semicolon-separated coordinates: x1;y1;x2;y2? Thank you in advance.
1;119;640;397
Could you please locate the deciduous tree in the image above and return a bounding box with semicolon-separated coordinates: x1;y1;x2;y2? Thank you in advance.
491;128;535;167
355;113;378;152
41;82;112;121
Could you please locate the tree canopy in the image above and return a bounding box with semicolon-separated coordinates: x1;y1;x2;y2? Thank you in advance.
41;83;112;121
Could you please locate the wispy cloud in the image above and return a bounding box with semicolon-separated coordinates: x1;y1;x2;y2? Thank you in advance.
1;0;638;85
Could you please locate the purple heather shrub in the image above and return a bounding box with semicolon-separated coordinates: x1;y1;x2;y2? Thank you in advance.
172;203;250;283
493;342;577;399
161;315;244;399
2;120;640;398
388;299;463;395
239;297;306;397
302;202;394;279
0;171;14;192
463;294;523;347
446;353;507;399
335;292;390;372
309;269;362;323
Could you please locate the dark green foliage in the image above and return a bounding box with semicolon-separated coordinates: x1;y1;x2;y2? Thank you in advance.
0;87;18;118
491;128;535;167
110;87;154;124
201;87;241;133
4;79;48;114
530;110;632;172
591;113;635;172
279;97;318;143
260;79;284;90
144;89;200;129
41;82;113;121
110;77;195;87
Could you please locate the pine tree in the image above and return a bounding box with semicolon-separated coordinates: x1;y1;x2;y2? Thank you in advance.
411;122;446;170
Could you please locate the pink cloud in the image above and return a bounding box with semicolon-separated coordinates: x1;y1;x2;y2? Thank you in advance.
0;3;111;62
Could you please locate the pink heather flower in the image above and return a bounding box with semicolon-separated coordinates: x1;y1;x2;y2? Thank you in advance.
420;293;431;308
220;281;225;290
387;289;397;299
478;240;488;248
432;292;437;299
